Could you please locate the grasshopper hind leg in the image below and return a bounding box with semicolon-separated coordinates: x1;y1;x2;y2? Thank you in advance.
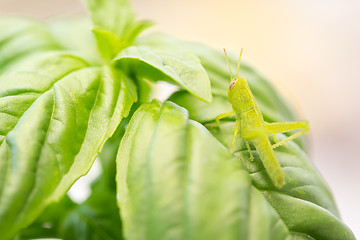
253;136;285;188
265;121;309;149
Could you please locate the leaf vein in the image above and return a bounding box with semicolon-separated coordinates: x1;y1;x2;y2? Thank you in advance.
74;75;103;158
0;110;20;120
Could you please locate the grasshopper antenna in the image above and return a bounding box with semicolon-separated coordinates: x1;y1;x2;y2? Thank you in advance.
223;48;233;80
236;48;243;78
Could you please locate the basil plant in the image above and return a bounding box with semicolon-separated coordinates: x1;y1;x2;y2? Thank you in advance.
0;0;355;239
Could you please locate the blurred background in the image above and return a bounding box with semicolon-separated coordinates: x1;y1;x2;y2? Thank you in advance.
1;0;359;238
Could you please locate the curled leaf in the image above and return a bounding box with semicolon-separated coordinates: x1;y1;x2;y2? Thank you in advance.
114;46;212;103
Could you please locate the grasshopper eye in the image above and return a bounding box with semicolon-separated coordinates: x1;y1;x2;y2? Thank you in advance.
229;78;237;90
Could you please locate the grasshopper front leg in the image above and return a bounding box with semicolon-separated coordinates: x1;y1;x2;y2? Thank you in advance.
205;110;235;128
230;119;240;153
265;121;309;149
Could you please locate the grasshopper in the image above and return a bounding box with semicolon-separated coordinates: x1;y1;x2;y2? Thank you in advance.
210;48;309;188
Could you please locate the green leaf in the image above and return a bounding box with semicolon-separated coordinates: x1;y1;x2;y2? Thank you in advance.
0;17;60;73
0;51;136;239
84;0;135;37
84;0;153;60
114;46;212;103
116;100;290;240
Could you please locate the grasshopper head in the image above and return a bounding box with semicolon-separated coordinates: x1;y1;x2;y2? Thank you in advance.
227;76;247;104
223;48;246;106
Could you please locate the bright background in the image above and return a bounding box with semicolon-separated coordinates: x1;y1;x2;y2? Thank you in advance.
1;0;359;238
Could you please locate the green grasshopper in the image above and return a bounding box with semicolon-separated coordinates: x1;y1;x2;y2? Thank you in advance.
210;48;309;188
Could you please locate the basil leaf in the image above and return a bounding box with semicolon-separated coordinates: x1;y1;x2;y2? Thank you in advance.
114;46;212;103
85;0;137;38
0;52;136;239
116;100;290;239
